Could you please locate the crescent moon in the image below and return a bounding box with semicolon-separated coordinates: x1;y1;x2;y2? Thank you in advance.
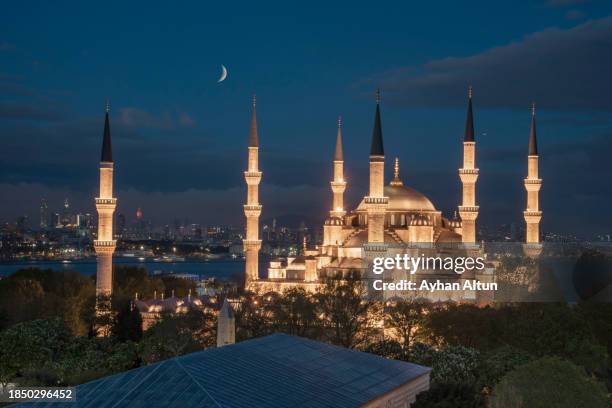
218;65;228;83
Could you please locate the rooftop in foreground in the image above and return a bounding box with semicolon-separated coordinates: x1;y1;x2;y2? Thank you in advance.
15;333;430;408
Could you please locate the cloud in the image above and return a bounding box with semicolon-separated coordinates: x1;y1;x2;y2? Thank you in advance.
376;16;612;111
118;107;196;130
0;42;15;51
0;101;66;121
0;182;330;228
547;0;589;6
565;9;586;20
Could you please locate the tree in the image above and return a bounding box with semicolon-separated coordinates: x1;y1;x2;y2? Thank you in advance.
275;288;318;337
422;303;498;349
58;337;139;385
234;292;274;340
112;301;143;342
362;339;403;360
489;357;608;408
430;345;480;385
112;266;164;303
0;268;95;334
138;309;216;364
476;346;533;393
160;276;197;298
0;319;72;388
385;298;428;359
412;383;485;408
315;271;374;348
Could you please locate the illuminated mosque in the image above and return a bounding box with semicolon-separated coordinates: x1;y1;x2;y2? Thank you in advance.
91;88;543;324
242;88;543;296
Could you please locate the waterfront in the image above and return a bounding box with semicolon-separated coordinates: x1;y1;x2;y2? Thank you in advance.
0;258;246;280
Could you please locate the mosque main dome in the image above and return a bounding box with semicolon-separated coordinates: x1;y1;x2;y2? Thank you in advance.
356;158;437;213
384;184;436;212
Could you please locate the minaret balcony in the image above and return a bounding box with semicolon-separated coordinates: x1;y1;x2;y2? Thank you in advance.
364;196;388;212
244;171;262;184
95;198;117;205
458;206;479;221
459;169;479;183
523;210;542;222
243;240;262;251
330;181;346;193
94;240;117;253
244;205;262;218
524;178;542;192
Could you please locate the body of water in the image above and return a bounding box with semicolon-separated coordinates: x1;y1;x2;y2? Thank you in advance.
0;258;246;280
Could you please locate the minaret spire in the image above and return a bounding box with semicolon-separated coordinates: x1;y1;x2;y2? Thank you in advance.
464;85;475;142
370;89;384;156
458;85;479;244
244;95;263;285
249;94;258;147
94;101;118;336
334;116;343;161
101;100;113;162
529;102;538;155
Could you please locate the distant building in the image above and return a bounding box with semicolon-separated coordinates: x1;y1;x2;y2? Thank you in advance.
134;292;216;330
39;199;48;229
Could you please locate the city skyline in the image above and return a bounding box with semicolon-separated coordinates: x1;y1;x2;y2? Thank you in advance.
2;2;612;237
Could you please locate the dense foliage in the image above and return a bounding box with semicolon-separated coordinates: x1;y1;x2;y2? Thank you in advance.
489;357;608;408
0;266;610;407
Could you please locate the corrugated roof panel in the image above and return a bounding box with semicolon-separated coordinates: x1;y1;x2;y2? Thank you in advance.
15;333;430;408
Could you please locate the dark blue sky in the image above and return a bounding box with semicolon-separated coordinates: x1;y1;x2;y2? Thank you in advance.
1;0;612;237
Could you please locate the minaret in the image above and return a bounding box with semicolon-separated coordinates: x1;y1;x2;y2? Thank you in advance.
324;117;347;250
365;90;388;244
524;103;542;245
94;101;117;336
244;95;262;284
458;86;479;243
330;116;346;218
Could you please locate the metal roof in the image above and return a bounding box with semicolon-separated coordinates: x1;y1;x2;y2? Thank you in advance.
15;333;430;408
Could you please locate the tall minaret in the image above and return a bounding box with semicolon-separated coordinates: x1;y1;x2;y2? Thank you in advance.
365;90;388;244
244;95;262;284
94;101;117;336
330;116;346;218
524;103;542;244
324;117;347;250
458;86;479;243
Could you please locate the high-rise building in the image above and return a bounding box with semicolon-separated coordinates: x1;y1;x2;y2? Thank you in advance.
39;199;48;229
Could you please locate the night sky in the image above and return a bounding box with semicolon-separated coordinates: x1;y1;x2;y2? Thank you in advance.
1;1;612;237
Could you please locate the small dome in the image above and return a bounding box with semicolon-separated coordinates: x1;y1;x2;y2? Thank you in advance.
410;213;432;226
449;211;462;228
325;216;344;226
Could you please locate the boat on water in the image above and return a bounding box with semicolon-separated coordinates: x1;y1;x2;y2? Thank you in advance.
153;255;186;263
